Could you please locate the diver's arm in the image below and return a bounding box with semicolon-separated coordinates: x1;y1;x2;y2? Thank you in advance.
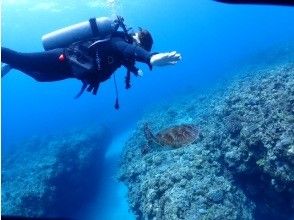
115;40;181;68
126;46;182;67
150;51;181;66
115;40;152;64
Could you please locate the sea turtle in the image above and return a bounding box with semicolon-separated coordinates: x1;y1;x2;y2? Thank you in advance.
143;123;200;148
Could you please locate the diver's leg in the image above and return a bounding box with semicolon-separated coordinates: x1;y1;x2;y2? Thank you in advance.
1;47;73;82
1;64;12;77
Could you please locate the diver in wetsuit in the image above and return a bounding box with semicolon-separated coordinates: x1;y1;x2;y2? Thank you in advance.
1;16;181;108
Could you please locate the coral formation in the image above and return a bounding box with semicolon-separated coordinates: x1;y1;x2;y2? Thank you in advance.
119;58;294;219
2;126;111;218
217;64;294;219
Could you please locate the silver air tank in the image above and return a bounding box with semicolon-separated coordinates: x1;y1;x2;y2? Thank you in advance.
42;17;115;51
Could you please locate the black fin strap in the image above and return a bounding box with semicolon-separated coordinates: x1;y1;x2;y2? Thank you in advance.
113;73;120;110
89;18;99;37
74;81;87;99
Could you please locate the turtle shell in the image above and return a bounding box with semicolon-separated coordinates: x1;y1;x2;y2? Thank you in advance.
155;124;199;147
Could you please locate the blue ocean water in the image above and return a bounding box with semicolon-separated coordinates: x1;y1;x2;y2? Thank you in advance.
2;0;294;219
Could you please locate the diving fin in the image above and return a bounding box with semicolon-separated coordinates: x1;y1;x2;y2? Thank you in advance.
1;64;12;77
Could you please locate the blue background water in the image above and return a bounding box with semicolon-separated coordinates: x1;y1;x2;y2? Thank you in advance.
2;0;294;219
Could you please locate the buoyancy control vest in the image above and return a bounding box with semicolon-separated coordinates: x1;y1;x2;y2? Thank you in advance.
67;34;138;102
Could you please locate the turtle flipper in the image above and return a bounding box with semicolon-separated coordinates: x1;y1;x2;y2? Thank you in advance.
143;123;159;145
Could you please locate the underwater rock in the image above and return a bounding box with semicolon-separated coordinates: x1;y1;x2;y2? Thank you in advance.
120;142;254;220
217;64;294;218
120;59;294;219
2;126;111;218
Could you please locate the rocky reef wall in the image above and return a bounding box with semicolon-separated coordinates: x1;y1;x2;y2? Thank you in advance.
119;59;294;220
2;126;111;218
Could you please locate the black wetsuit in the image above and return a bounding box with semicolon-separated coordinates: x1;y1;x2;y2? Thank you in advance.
1;33;153;84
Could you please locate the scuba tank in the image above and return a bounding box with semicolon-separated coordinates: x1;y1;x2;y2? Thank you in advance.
42;17;118;51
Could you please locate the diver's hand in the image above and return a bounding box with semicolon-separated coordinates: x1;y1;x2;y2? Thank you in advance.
137;69;144;77
150;51;182;66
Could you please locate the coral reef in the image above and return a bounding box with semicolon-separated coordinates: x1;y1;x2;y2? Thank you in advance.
217;64;294;219
119;60;294;219
2;126;111;218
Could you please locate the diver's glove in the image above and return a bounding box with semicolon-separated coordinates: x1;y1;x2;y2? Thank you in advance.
137;69;144;77
150;51;182;66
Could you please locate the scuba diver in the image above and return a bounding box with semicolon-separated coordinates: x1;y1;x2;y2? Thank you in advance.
1;16;181;109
